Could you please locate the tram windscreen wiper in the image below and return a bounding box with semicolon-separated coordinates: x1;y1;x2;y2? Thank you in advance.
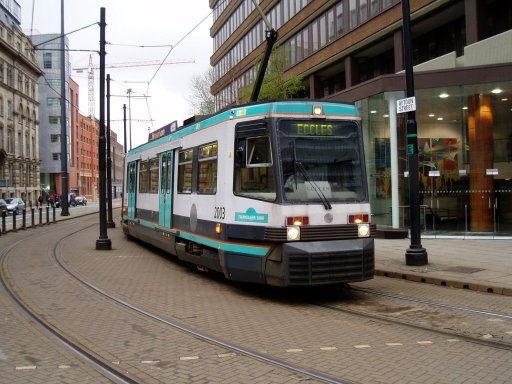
295;161;332;210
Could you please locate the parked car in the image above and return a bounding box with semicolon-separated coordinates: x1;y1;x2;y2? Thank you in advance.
55;193;77;207
0;198;7;215
75;196;87;206
5;197;25;215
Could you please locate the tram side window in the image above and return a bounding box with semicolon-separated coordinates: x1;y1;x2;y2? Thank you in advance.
234;135;276;201
198;142;217;194
139;160;149;193
177;149;193;193
149;157;159;193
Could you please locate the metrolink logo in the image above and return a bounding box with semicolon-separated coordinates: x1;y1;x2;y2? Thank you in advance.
235;208;268;223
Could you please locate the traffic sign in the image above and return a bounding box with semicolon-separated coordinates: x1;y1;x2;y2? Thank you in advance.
396;97;416;113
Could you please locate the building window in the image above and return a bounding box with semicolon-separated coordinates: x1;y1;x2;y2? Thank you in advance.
7;129;13;153
52;153;60;160
51;134;60;143
337;2;344;36
43;52;52;69
47;98;60;107
49;116;59;124
349;0;357;29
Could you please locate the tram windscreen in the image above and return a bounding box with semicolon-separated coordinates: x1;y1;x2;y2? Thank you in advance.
279;120;366;203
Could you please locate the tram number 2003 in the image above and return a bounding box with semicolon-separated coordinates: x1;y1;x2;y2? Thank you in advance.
214;206;226;220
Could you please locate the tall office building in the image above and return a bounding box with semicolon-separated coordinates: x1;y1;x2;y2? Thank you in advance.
210;0;512;236
31;33;71;198
0;0;42;203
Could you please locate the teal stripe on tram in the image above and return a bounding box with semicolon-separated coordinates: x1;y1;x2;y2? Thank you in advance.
178;231;269;257
135;219;269;257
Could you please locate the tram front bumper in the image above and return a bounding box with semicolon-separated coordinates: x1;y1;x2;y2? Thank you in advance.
265;238;375;286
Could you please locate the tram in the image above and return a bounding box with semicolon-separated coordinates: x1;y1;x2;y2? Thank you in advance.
121;100;376;286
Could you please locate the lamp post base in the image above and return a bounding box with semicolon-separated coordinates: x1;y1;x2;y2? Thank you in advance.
96;238;112;250
405;247;428;266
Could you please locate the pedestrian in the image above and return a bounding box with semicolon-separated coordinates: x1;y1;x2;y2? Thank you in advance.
38;195;43;207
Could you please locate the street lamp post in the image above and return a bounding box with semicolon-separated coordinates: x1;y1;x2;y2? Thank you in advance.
402;0;428;265
96;7;111;250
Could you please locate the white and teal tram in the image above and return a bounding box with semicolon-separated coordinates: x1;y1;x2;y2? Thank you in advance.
122;100;375;286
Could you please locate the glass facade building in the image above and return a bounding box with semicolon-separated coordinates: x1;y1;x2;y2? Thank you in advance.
210;0;512;237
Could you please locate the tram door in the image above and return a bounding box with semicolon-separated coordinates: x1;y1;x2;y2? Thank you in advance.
127;161;137;219
159;151;173;227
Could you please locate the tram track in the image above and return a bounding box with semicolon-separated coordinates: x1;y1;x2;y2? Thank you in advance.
0;213;355;384
301;284;512;351
1;212;512;383
0;223;134;383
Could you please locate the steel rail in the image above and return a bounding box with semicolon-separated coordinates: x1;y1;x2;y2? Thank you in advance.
0;223;137;384
53;228;355;384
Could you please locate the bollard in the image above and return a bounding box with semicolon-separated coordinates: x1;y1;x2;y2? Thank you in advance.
12;210;17;232
53;206;56;223
39;207;43;226
46;206;50;225
1;211;5;233
31;208;35;227
22;209;26;230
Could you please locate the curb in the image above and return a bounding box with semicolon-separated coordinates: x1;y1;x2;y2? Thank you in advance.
375;269;511;296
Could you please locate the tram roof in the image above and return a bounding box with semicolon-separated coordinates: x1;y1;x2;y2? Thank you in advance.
126;100;360;157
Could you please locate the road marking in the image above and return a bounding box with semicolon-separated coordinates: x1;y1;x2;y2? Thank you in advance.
285;348;303;353
58;365;71;369
354;345;371;349
320;347;337;351
386;343;402;347
16;365;36;370
141;360;160;364
218;353;236;358
446;339;460;342
180;356;199;361
417;341;433;345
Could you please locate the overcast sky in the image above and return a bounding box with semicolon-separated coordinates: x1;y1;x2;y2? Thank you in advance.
19;0;213;149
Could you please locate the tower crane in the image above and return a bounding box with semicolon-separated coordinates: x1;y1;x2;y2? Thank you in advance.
73;57;195;117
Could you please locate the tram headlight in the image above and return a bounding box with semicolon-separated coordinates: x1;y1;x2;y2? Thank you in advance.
357;223;370;238
287;226;301;241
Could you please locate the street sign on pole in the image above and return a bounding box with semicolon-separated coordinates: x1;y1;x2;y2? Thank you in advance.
396;96;416;113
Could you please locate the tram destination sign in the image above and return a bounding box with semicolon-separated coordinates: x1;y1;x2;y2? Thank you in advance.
396;97;416;113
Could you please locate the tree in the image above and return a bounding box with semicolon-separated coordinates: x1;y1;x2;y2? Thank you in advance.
241;46;305;102
188;68;215;116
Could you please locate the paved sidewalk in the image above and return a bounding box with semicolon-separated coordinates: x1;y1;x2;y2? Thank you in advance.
375;238;512;296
